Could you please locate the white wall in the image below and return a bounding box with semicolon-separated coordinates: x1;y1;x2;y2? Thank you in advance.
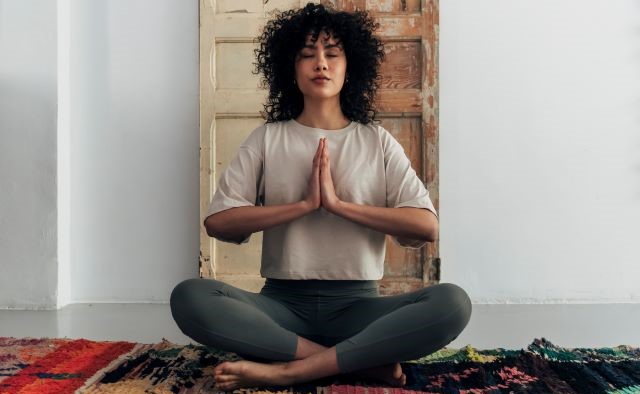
0;0;58;309
1;0;638;309
1;0;198;309
440;0;640;303
69;0;199;303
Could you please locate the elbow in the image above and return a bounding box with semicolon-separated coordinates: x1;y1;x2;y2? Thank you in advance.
428;222;439;242
203;215;219;238
204;215;248;243
425;215;439;242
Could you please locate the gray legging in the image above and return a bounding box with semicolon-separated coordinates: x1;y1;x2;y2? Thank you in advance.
170;277;472;374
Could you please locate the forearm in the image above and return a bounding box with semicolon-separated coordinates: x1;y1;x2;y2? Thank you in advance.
334;201;438;242
204;201;313;239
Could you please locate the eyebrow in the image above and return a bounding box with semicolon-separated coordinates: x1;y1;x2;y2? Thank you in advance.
302;43;343;50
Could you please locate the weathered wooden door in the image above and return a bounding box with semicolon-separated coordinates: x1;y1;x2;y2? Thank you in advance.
199;0;440;295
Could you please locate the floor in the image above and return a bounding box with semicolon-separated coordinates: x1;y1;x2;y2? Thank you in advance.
1;303;639;350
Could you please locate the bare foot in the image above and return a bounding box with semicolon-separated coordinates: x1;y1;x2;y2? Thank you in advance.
213;360;288;390
352;362;407;387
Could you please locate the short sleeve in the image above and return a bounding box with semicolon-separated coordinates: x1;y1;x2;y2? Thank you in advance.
381;126;438;249
204;124;266;245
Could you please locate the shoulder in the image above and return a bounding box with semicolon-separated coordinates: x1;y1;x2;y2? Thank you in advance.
357;121;392;139
241;121;277;156
246;122;269;140
242;120;296;156
353;120;382;132
358;122;400;153
351;121;388;142
232;123;264;160
257;120;292;140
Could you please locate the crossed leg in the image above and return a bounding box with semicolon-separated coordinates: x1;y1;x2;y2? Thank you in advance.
170;278;471;391
211;283;472;390
213;336;406;390
292;336;406;386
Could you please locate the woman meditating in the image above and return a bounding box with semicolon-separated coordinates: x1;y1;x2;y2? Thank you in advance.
170;2;472;391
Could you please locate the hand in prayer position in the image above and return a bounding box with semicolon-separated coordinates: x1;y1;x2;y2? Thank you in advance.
304;137;341;213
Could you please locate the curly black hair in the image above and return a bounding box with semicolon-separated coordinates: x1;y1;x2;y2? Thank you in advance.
252;2;385;125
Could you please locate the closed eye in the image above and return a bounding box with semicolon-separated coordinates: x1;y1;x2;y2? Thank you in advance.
301;54;339;58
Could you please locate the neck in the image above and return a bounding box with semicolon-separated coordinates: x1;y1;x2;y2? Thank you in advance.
295;98;350;130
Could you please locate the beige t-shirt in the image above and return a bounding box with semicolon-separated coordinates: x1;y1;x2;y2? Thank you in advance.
204;119;438;280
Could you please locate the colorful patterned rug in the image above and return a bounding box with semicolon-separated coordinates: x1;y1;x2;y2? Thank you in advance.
1;336;639;394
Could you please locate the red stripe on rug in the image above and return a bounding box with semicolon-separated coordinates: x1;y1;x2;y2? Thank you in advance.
324;384;440;394
0;338;135;394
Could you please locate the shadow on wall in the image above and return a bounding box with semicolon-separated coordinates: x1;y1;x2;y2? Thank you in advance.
0;77;57;186
0;77;58;309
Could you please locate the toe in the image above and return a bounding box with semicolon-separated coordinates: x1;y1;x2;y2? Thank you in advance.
215;375;229;382
218;381;236;390
393;363;403;378
214;362;227;374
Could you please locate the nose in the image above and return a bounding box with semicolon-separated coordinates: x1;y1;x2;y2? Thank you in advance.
314;53;328;71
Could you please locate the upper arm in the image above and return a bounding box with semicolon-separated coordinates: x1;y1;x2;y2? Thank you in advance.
381;127;438;217
380;127;438;249
202;125;266;245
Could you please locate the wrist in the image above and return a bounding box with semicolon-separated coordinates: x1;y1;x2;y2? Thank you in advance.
299;200;316;214
330;199;345;215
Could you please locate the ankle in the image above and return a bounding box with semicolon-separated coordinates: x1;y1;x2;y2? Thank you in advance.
295;336;328;359
279;360;298;385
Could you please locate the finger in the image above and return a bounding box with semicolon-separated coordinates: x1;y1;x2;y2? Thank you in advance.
314;139;323;163
314;139;321;158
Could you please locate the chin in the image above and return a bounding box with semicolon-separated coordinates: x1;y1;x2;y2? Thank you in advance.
303;90;341;99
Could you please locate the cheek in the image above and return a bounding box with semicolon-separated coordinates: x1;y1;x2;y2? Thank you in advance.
337;59;347;76
295;60;310;74
294;63;306;82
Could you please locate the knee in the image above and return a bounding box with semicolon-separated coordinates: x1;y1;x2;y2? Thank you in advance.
170;279;197;313
169;278;225;312
437;283;472;330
